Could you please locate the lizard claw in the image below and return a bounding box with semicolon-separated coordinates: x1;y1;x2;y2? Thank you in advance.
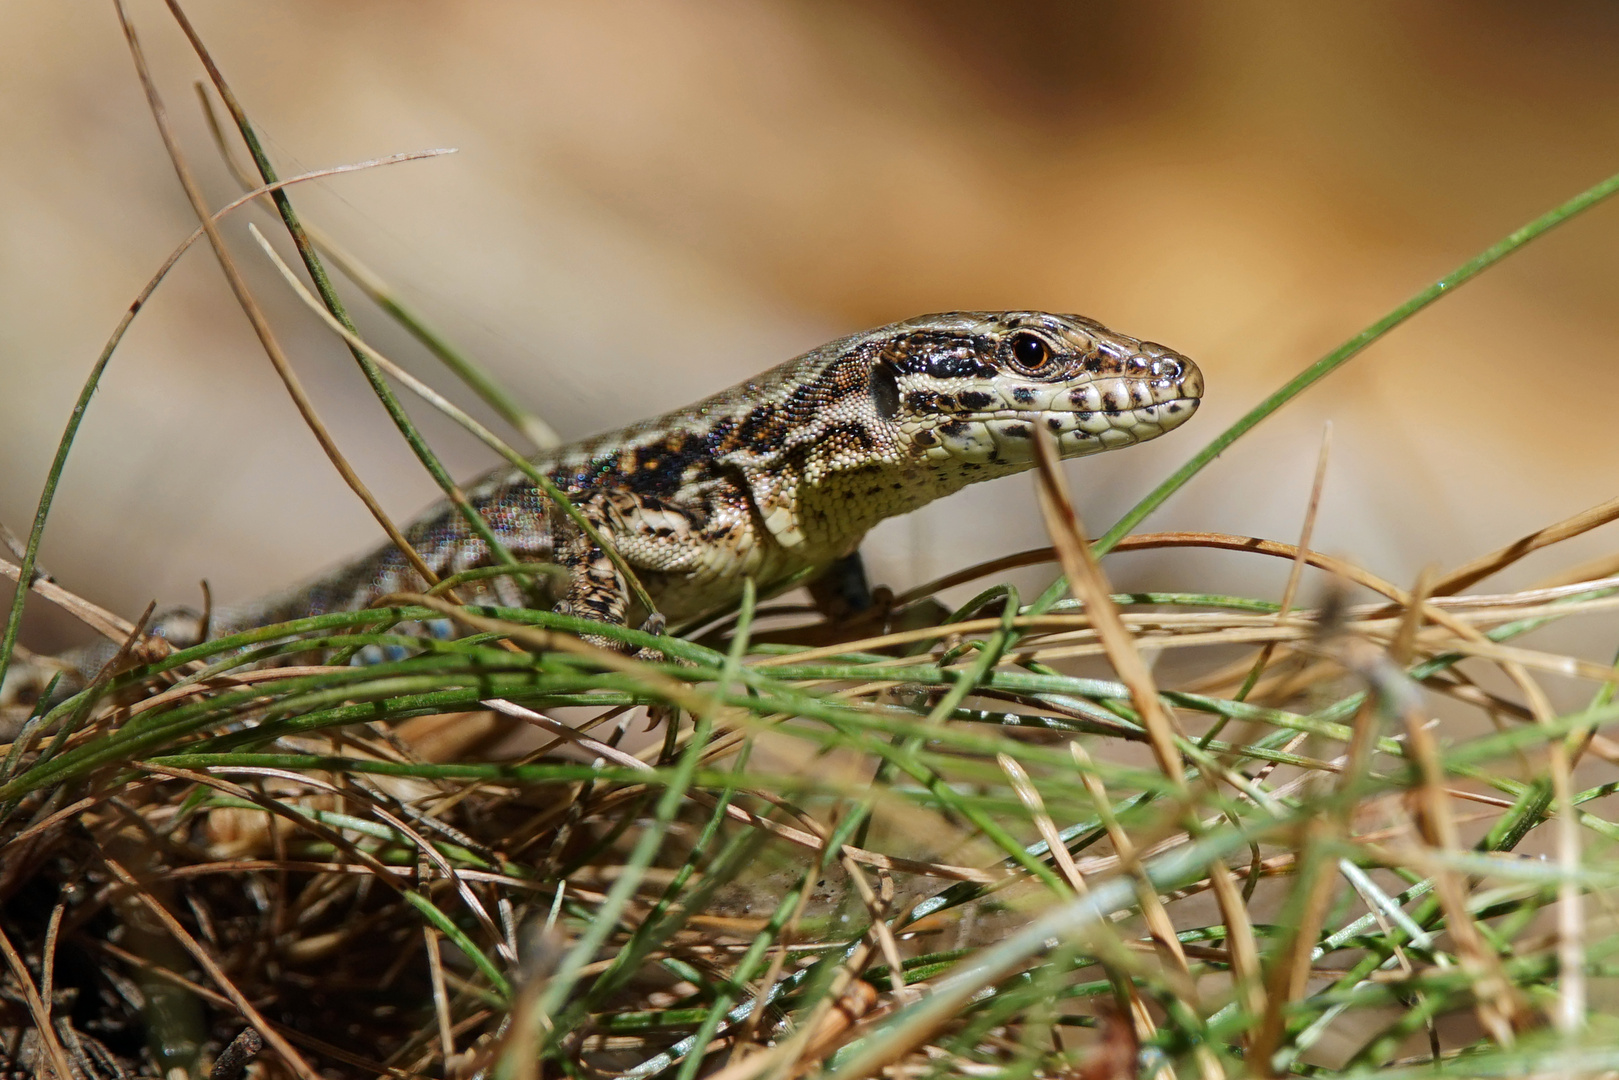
631;613;669;663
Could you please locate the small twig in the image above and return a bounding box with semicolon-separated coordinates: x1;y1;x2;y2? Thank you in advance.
424;927;457;1064
210;1028;265;1080
1235;421;1332;703
0;553;135;644
39;900;64;1007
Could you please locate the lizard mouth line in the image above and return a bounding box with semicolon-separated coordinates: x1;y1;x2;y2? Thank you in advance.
953;395;1202;424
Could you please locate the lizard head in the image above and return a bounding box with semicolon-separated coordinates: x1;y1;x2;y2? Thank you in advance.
648;310;1201;552
867;311;1202;469
735;311;1201;551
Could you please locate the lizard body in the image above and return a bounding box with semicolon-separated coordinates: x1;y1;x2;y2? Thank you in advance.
2;311;1200;711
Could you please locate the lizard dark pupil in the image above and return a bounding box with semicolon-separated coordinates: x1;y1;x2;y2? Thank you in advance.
1011;334;1051;370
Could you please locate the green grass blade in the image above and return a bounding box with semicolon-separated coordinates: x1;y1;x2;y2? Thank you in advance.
1031;166;1619;615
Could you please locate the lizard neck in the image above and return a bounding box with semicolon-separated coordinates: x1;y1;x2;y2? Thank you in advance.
771;440;985;558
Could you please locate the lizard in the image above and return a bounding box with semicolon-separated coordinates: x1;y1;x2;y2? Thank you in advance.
1;310;1201;717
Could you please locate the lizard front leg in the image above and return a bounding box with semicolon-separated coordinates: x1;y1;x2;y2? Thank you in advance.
807;551;875;622
548;491;665;650
546;482;776;652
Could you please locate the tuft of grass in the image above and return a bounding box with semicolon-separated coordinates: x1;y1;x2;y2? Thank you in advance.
4;5;1619;1079
11;506;1619;1079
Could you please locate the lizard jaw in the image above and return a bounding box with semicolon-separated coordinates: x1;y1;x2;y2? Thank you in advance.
908;396;1201;466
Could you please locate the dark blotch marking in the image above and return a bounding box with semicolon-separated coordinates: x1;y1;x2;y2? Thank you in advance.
886;332;998;379
622;440;707;497
1000;423;1031;440
1046;417;1064;431
905;389;939;412
940;420;969;438
871;361;900;419
704;416;737;454
925;352;980;379
787;359;855;425
736;402;788;452
1010;386;1036;405
913;429;938;447
563;450;623;494
957;390;993;410
820;422;875;454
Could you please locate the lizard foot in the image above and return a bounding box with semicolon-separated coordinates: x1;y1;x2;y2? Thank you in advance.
631;613;667;664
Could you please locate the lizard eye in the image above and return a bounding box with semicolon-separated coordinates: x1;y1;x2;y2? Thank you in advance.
1008;333;1054;374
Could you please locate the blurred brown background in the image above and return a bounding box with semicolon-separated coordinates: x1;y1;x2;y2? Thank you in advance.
3;1;1619;656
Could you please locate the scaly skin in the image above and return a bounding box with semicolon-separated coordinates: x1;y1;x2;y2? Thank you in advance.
1;311;1201;714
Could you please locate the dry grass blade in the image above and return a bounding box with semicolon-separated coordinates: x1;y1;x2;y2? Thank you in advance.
999;753;1085;895
0;553;137;645
1235;422;1331;702
0;920;74;1080
1031;429;1258;1071
1359;577;1533;1045
1551;725;1585;1037
1434;491;1619;596
111;0;446;597
889;530;1418;615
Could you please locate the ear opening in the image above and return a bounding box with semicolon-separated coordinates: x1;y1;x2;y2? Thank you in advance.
870;360;900;420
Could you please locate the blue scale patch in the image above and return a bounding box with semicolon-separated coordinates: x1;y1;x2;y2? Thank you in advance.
351;645;386;667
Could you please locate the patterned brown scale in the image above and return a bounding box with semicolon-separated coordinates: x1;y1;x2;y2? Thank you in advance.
2;312;1203;713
